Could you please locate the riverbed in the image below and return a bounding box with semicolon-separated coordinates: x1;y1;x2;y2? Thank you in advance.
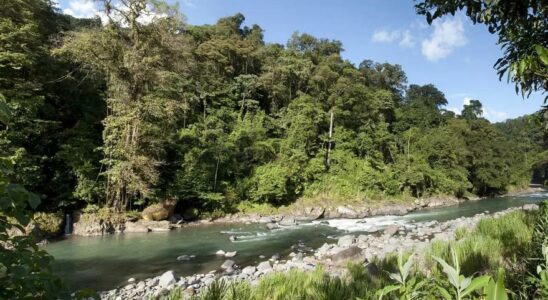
45;191;548;291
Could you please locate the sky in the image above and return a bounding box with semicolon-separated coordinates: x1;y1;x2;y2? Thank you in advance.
56;0;546;122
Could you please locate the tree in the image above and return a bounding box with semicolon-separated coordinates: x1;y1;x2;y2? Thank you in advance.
461;99;483;120
415;0;548;98
55;0;188;210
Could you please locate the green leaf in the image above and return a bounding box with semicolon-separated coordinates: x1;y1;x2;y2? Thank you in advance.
485;269;508;300
437;286;452;300
535;44;548;66
461;275;490;297
27;192;40;209
433;255;460;288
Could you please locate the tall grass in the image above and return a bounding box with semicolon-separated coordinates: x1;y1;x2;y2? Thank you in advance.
426;211;532;276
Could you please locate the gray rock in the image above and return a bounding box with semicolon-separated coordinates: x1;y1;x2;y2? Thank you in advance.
224;251;237;258
330;246;363;263
266;223;280;230
257;261;272;273
177;254;193;261
337;206;359;218
384;225;399;237
169;214;184;224
216;250;226;256
337;235;356;247
522;204;539;211
127;277;136;283
159;271;176;288
270;253;281;261
258;216;273;223
221;260;235;269
124;221;150;233
242;266;256;275
279;216;297;226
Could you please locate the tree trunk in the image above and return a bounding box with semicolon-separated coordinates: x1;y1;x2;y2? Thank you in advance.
326;111;334;167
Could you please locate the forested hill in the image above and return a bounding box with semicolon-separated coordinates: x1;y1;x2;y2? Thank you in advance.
1;1;546;215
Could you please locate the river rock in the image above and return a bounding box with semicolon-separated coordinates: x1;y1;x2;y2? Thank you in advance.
257;261;272;273
242;266;256;275
295;206;325;221
127;278;136;283
142;199;177;221
169;214;184;224
384;225;399;237
140;220;172;232
177;255;193;261
216;250;226;256
522;204;539;211
336;206;359;218
124;221;150;233
337;235;356;247
159;271;176;288
266;223;280;230
270;253;281;261
279;216;297;226
221;260;235;269
225;251;237;258
258;216;273;223
330;246;363;263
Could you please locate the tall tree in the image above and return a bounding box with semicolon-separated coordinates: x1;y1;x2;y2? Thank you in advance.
55;0;188;210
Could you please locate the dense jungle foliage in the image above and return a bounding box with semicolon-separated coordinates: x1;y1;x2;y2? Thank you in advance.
1;0;546;217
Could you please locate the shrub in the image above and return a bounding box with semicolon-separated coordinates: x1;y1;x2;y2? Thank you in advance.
31;212;64;238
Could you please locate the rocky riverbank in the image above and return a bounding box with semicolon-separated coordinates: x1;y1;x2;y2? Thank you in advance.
99;203;540;299
70;187;545;237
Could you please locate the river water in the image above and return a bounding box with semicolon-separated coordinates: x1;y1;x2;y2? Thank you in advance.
45;191;548;291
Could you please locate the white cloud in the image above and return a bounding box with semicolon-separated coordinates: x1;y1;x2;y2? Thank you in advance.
463;97;472;106
371;28;416;48
62;0;165;25
63;0;99;19
399;30;415;47
421;18;467;61
483;108;508;122
446;107;461;115
182;0;196;7
372;29;400;43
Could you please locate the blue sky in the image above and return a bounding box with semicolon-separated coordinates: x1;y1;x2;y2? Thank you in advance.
57;0;545;122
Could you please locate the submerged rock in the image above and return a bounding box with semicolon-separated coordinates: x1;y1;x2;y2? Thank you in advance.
225;251;237;258
221;260;235;269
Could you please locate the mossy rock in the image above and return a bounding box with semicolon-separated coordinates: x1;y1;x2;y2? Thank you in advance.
142;199;177;221
30;212;63;238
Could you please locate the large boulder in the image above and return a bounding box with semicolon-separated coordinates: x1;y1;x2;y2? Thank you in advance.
29;212;64;238
159;271;176;288
279;216;297;226
72;209;125;236
221;260;235;269
142;199;177;221
384;225;399;237
337;235;356;247
124;221;150;233
330;246;363;264
295;206;325;221
337;206;359;218
256;261;272;273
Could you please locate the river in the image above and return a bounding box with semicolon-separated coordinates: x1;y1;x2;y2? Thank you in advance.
45;191;548;291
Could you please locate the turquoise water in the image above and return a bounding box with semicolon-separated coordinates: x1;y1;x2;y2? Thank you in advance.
45;191;547;291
